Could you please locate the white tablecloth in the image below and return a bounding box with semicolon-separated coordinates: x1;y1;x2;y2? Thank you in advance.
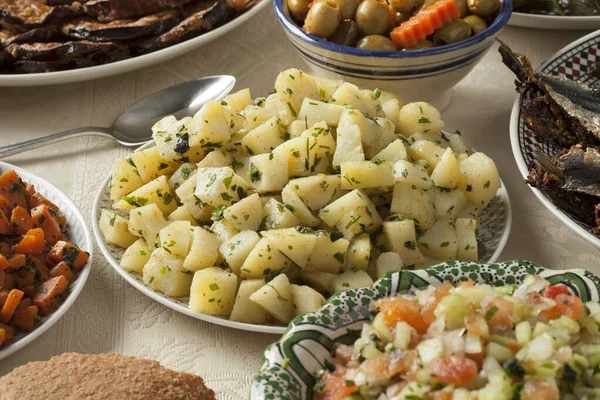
0;7;597;399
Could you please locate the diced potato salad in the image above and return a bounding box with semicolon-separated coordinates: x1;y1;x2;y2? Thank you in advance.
315;277;600;400
99;69;501;326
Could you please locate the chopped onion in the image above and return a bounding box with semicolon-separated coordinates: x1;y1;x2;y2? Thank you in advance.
513;279;549;299
427;317;446;336
527;333;556;361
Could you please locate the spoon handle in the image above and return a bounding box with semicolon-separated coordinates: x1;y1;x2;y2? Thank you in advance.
0;127;112;159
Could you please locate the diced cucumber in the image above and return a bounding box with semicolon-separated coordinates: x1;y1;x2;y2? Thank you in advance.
532;360;559;377
394;321;413;350
573;353;589;369
450;287;499;304
397;382;431;400
515;321;532;345
464;333;482;354
372;312;393;342
417;337;443;365
434;294;471;330
486;342;515;363
452;388;474;400
361;341;382;360
533;321;550;337
489;335;518;347
550;315;580;334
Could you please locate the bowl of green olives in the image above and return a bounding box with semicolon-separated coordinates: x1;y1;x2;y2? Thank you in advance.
274;0;511;103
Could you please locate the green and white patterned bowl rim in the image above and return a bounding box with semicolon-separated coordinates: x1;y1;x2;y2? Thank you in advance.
250;260;600;400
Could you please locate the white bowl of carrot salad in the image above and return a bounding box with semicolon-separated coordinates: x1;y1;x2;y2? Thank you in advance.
251;260;600;399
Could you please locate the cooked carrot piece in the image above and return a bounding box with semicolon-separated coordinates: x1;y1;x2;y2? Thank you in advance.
12;228;45;255
31;205;63;245
0;288;24;323
15;268;35;289
23;182;36;198
2;273;15;290
0;323;14;345
0;209;10;235
30;256;49;282
12;305;39;332
0;170;28;212
0;290;8;309
0;270;5;290
8;254;26;269
49;261;73;283
0;254;9;271
0;328;4;346
33;276;69;315
17;297;32;309
47;241;89;270
0;194;9;214
27;191;59;211
10;206;33;236
390;0;459;48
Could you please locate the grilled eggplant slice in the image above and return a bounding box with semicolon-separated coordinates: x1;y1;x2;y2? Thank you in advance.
11;43;126;71
84;0;194;21
0;0;76;27
6;40;121;60
136;0;229;52
63;9;180;41
0;26;64;47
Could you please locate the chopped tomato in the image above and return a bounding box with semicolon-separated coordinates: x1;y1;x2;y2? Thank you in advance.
315;369;358;400
538;307;561;322
421;282;452;326
523;379;559;400
555;294;582;320
373;296;429;333
543;285;569;299
484;297;516;328
359;351;418;380
428;355;478;386
430;391;453;400
408;332;423;350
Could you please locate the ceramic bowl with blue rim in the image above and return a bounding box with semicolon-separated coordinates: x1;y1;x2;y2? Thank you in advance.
250;260;600;399
274;0;512;106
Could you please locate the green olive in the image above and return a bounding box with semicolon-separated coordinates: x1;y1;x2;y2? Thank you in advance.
467;0;499;17
387;0;416;14
355;0;391;36
407;39;434;49
394;11;411;25
416;0;438;11
355;35;397;50
454;0;468;16
432;19;472;45
287;0;310;21
304;0;341;38
463;14;487;34
335;0;360;20
329;19;360;46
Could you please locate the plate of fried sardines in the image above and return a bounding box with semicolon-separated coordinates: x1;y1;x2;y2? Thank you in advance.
0;0;270;86
505;33;600;248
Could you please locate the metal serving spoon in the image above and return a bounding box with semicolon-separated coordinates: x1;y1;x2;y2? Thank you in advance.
0;75;236;159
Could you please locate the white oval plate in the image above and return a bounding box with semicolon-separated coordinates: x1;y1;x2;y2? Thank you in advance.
0;162;93;361
0;0;271;87
509;12;600;30
510;30;600;249
93;142;511;335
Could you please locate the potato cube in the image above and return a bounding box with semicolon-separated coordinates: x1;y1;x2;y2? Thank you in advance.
263;198;300;230
261;228;318;268
434;188;468;219
241;104;272;130
194;167;250;208
333;124;365;169
99;209;137;248
331;269;373;293
189;267;237;316
152;116;204;164
281;185;321;227
223;193;263;231
418;217;458;261
274;68;320;110
431;147;462;189
305;231;349;273
376;252;403;278
230;279;272;324
346;233;371;271
336;206;379;239
340;161;394;190
383;220;424;267
289;175;340;210
128;203;167;249
300;271;335;293
110;158;145;202
159;221;191;258
210;219;239;243
457;203;482;220
298;98;345;127
391;183;435;231
288;120;307;138
380;96;405;132
312;76;343;100
459;152;501;207
408;140;445;170
222;88;252;113
168;163;197;191
183;227;221;271
445;131;472;154
240;238;292;279
393;160;433;190
455;218;478;262
398;102;444;136
114;175;177;215
332;83;383;118
188;100;231;148
242;117;286;155
291;284;325;316
218;230;261;275
130;147;175;184
142;248;193;297
248;152;289;193
372;140;408;163
175;178;214;222
120;238;151;273
168;205;197;225
319;189;380;228
249;273;294;323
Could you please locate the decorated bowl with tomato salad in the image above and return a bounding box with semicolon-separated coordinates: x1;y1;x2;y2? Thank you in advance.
274;0;512;107
251;260;600;399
